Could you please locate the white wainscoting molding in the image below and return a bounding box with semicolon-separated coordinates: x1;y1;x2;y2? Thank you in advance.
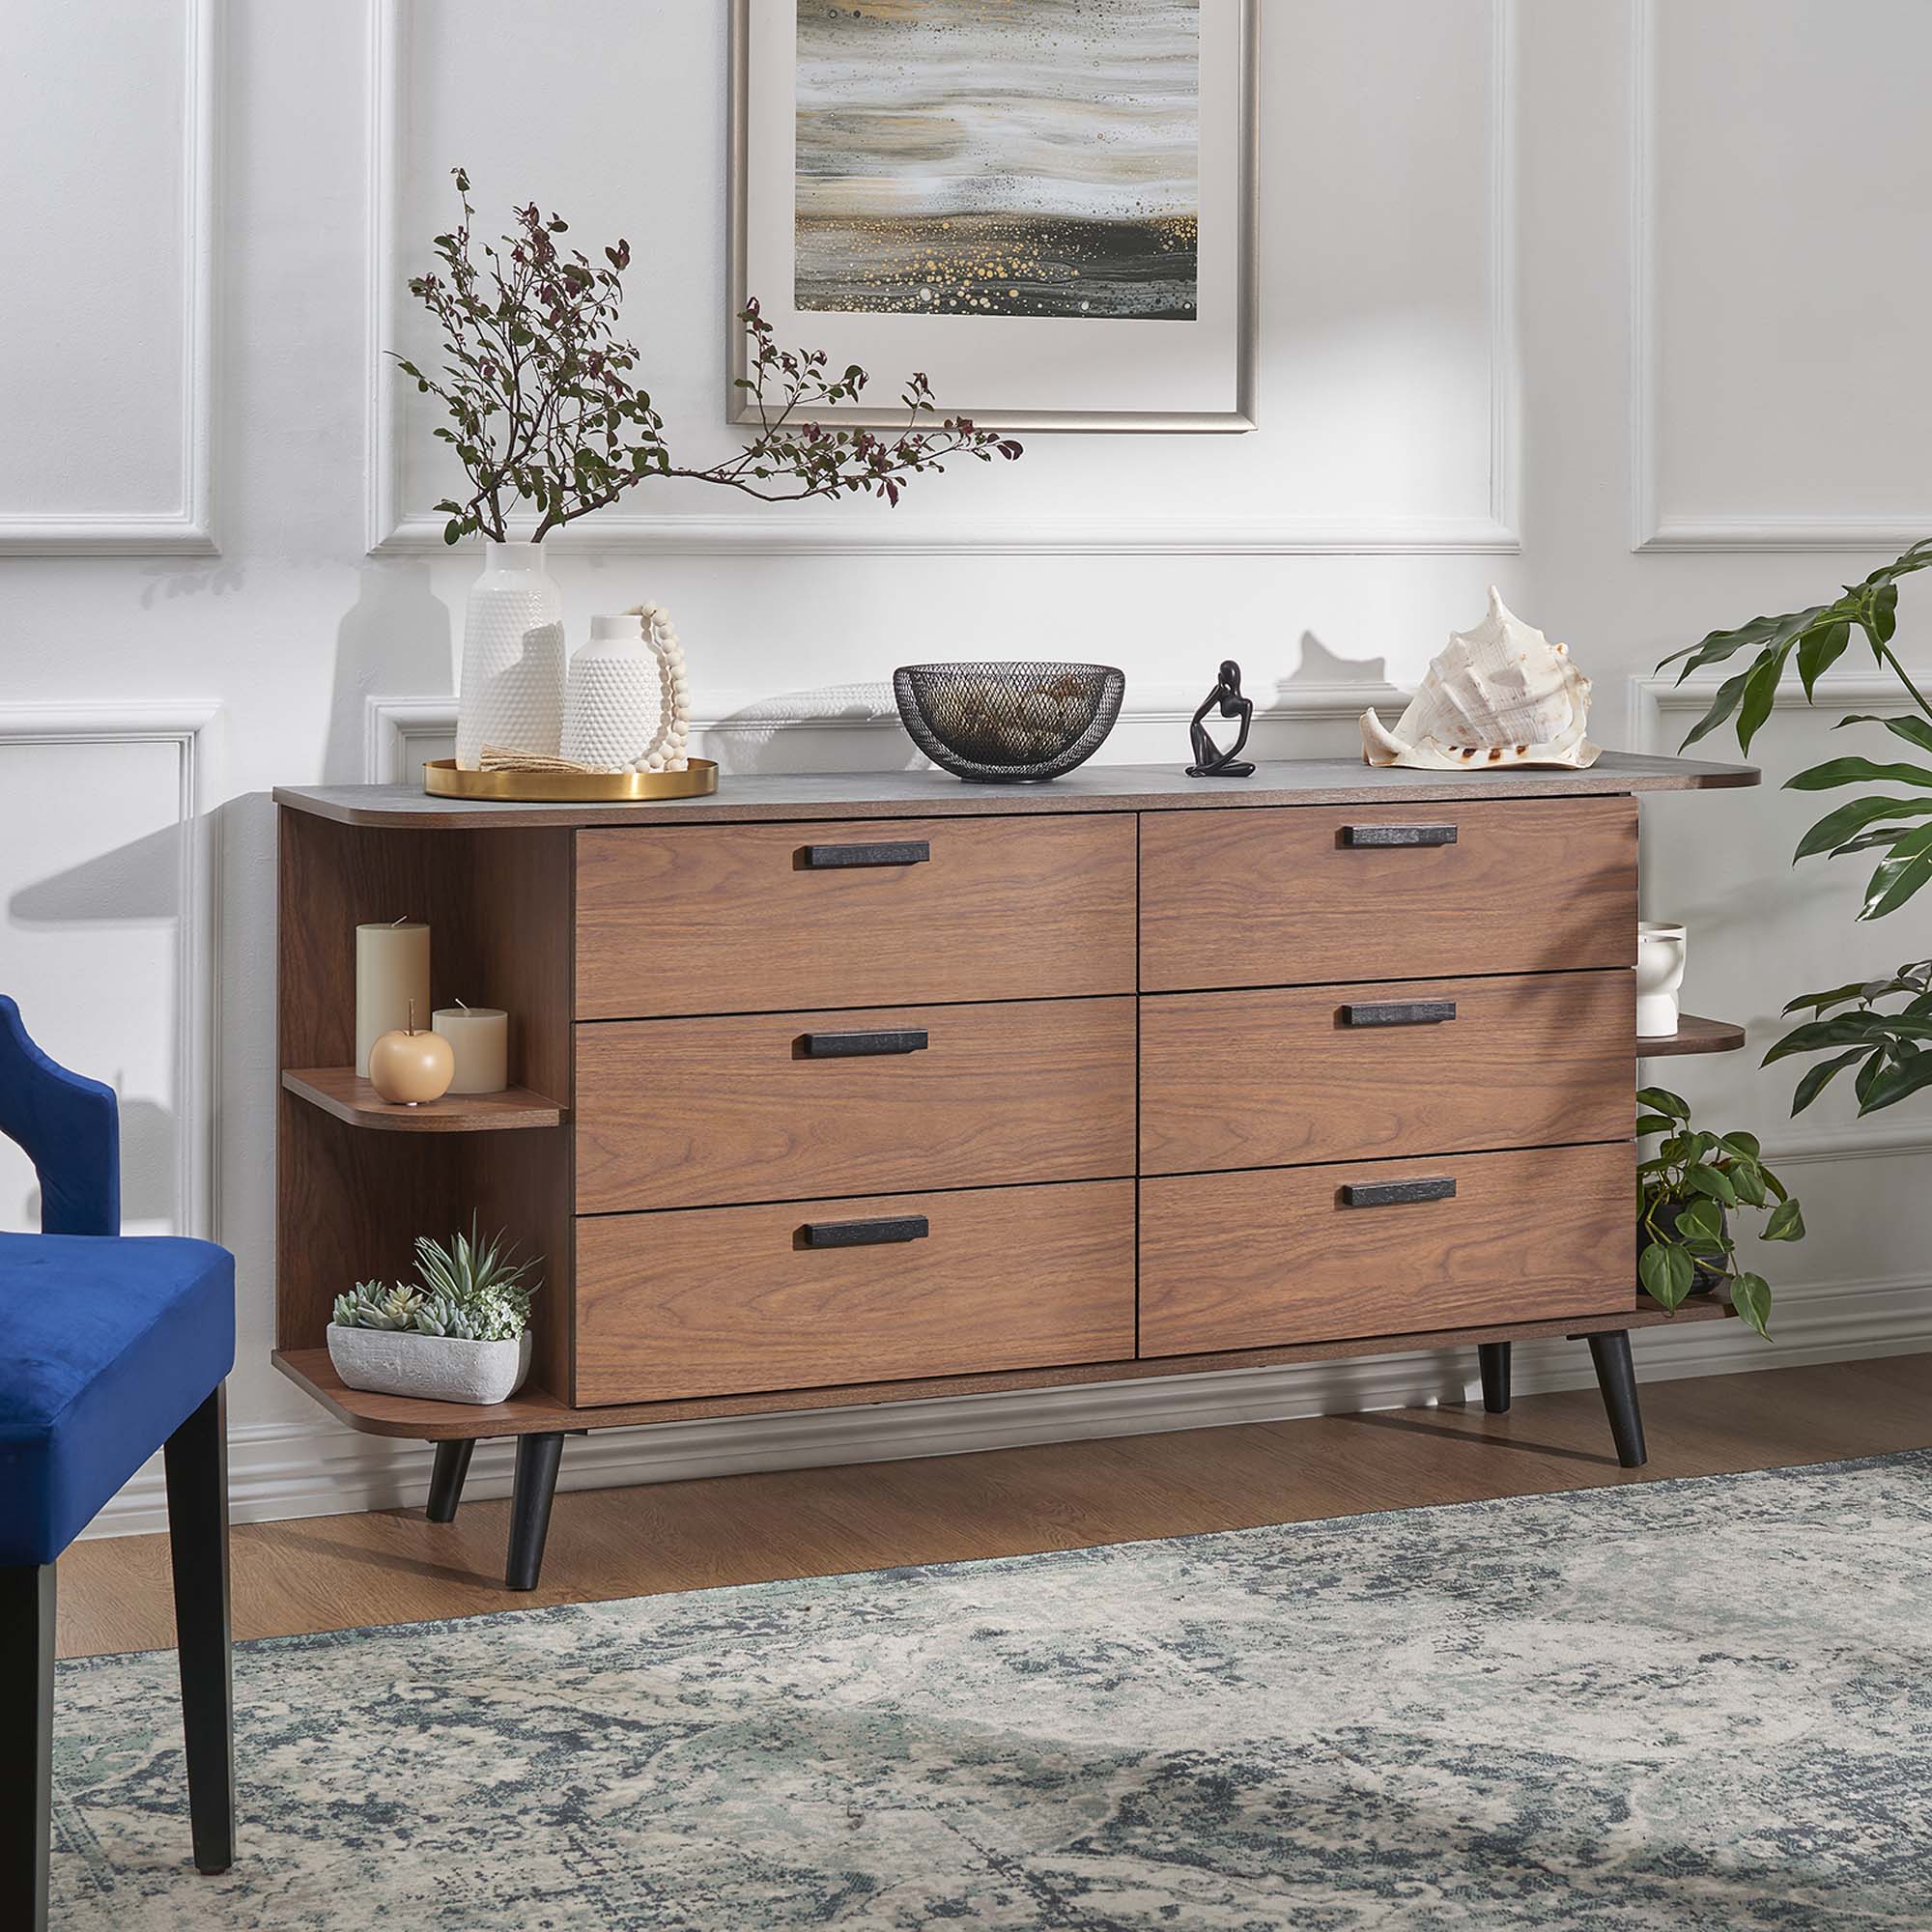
363;0;1520;556
0;1;218;554
1627;0;1929;555
88;1260;1932;1539
0;703;223;1236
364;681;1406;783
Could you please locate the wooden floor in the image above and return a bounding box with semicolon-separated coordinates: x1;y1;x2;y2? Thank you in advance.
57;1353;1932;1660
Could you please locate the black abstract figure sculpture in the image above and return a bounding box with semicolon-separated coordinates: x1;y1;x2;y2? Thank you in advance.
1186;659;1257;778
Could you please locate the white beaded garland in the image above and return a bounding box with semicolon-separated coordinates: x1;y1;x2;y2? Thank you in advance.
625;603;692;774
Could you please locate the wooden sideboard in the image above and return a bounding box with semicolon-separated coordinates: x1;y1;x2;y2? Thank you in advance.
273;753;1756;1586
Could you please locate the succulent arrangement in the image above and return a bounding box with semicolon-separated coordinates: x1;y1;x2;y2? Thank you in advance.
1636;1088;1804;1340
397;169;1022;545
333;1223;538;1344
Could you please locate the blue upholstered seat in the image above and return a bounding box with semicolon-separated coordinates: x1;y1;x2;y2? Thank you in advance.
0;1232;235;1566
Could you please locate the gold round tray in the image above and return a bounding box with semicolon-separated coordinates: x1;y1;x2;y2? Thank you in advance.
422;758;718;803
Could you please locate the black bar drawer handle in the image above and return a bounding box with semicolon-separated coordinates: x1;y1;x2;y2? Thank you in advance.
1339;1001;1458;1028
798;1030;929;1058
1340;1178;1457;1208
800;840;931;868
801;1215;930;1248
1341;823;1458;848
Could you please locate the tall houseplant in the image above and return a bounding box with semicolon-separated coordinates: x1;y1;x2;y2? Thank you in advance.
1659;539;1932;1117
396;170;1023;765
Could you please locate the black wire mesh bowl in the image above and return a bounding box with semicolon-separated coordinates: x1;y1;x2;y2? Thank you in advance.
893;662;1126;782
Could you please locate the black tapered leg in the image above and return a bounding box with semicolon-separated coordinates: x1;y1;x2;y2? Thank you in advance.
506;1434;565;1591
1587;1331;1648;1468
163;1382;233;1875
2;1563;54;1931
1477;1342;1512;1413
426;1439;476;1523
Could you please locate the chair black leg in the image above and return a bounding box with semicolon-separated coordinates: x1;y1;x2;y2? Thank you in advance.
1477;1341;1512;1413
163;1383;233;1875
507;1434;565;1591
1587;1331;1648;1469
426;1439;476;1523
2;1563;54;1932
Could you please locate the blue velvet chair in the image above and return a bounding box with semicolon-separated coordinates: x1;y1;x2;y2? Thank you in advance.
0;996;235;1928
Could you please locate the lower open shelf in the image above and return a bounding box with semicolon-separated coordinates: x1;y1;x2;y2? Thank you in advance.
1637;1015;1746;1057
274;1293;1734;1441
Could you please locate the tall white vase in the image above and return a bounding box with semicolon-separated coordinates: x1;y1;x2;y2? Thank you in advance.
455;541;565;770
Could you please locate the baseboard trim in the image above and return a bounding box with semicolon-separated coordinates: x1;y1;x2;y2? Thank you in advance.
85;1271;1932;1540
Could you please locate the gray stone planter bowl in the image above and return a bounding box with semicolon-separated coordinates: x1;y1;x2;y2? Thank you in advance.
327;1323;533;1406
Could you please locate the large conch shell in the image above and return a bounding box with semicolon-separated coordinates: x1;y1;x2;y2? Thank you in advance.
1361;587;1599;771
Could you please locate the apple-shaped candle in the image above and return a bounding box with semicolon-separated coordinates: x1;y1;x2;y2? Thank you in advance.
367;1001;455;1106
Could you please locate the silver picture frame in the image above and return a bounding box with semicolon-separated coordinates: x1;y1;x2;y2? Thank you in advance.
727;0;1259;433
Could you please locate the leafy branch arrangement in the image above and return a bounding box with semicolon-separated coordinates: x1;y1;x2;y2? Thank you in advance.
1658;538;1932;1115
332;1223;538;1343
395;170;1022;544
1636;1089;1804;1340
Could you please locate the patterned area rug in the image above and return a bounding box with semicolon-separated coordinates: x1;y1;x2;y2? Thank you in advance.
52;1451;1932;1930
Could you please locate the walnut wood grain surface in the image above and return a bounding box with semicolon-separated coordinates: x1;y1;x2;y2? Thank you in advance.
1139;796;1638;991
1140;1143;1634;1357
576;997;1134;1211
1638;1013;1747;1057
282;1068;564;1132
572;1180;1136;1405
272;751;1759;830
575;814;1136;1019
1140;971;1634;1174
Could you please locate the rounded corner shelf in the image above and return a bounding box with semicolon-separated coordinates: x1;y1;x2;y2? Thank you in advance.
1636;1015;1745;1058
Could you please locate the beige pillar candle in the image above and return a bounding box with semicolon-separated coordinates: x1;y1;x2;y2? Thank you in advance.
355;920;430;1077
432;1002;509;1094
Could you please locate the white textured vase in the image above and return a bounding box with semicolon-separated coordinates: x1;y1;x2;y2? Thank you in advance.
455;541;565;769
562;614;658;770
327;1323;533;1406
1636;920;1688;1037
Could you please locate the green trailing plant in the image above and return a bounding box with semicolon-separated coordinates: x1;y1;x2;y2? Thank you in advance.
1636;1088;1804;1341
332;1222;539;1343
396;169;1022;544
1658;539;1932;1116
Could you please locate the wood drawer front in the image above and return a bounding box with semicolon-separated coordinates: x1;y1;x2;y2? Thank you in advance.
576;997;1135;1211
574;1180;1135;1405
1140;970;1633;1175
575;815;1136;1019
1139;797;1636;991
1140;1144;1633;1358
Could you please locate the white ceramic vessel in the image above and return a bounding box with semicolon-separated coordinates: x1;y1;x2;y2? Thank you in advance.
327;1323;533;1406
454;541;565;769
562;613;658;769
1636;920;1688;1037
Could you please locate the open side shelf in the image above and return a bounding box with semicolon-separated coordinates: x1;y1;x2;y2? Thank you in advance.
1636;1015;1746;1058
283;1067;565;1132
273;1293;1735;1440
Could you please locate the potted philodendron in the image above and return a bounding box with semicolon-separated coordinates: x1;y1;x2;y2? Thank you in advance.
397;168;1022;766
328;1222;539;1406
1636;1087;1804;1340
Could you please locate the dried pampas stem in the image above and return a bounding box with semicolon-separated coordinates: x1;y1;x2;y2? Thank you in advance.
478;746;608;774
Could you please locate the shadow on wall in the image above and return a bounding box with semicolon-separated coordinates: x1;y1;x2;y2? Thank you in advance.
16;1094;176;1231
1272;630;1390;698
703;682;917;776
325;563;452;783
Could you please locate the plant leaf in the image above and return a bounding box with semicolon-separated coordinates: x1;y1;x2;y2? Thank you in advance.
1855;1049;1932;1115
1761;1198;1805;1242
1787;755;1932;793
1790;1046;1871;1115
1730;1271;1773;1340
1635;1086;1690;1120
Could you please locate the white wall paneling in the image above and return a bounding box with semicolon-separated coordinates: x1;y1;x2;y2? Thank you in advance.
1629;0;1932;552
0;705;221;1238
366;0;1520;556
0;0;217;554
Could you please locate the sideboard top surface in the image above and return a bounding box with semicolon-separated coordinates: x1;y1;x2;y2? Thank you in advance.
275;751;1758;830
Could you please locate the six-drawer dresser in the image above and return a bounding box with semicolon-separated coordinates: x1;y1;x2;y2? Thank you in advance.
274;753;1756;1587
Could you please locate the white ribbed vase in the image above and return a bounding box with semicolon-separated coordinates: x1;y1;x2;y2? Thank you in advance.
562;614;657;770
454;541;565;769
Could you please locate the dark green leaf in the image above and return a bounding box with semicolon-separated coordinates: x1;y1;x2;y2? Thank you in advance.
1639;1241;1692;1311
1787;755;1932;792
1856;1049;1932;1114
1735;650;1785;754
1718;1131;1761;1158
1684;1165;1737;1206
1730;1271;1773;1340
1836;712;1932;755
1793;794;1932;863
1790;1047;1871;1115
1677;668;1753;752
1635;1086;1690;1120
1861;823;1932;920
1762;1198;1805;1242
1796;621;1851;696
1635;1114;1676;1137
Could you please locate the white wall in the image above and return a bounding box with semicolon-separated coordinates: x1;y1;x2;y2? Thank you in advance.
5;0;1930;1536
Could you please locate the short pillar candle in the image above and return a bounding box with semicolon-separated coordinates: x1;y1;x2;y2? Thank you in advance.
433;1005;510;1094
355;921;430;1078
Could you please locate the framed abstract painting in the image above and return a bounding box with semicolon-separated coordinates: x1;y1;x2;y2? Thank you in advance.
730;0;1258;431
